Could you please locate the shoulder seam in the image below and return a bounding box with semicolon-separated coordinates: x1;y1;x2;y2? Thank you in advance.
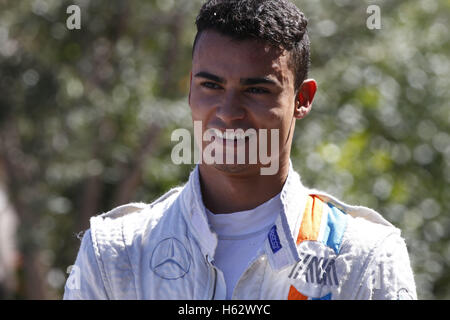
121;219;136;298
80;230;110;299
351;231;400;299
89;223;113;299
98;203;147;220
310;191;394;228
149;187;182;209
96;188;182;221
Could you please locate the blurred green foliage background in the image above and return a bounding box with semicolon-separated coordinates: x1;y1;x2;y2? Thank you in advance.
0;0;449;299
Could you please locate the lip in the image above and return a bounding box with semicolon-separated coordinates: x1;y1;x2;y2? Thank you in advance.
207;128;257;141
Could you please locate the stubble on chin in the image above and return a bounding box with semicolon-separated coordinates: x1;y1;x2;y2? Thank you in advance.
212;163;252;174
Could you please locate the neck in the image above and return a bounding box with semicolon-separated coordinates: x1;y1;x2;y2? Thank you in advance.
198;160;290;214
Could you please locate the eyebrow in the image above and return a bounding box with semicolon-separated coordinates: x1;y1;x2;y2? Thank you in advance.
240;77;278;86
194;72;225;84
194;71;279;86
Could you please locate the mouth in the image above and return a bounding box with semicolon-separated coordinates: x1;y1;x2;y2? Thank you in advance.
211;129;256;142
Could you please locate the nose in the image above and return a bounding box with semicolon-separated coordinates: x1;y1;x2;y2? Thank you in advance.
215;91;246;123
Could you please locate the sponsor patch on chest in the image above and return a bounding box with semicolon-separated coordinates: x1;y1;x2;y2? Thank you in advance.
288;241;343;298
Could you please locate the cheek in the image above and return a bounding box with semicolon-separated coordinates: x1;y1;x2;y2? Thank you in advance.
189;90;214;120
261;100;295;144
264;109;285;128
259;98;293;130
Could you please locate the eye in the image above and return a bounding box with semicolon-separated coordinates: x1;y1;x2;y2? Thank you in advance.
246;87;269;94
201;82;222;90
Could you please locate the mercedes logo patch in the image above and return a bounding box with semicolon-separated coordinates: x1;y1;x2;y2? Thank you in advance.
150;237;192;280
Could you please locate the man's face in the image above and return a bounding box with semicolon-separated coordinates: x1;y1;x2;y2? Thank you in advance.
189;30;306;175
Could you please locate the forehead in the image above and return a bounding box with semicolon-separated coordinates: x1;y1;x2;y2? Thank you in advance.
192;30;293;85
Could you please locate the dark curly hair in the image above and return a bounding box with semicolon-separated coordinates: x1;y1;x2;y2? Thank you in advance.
193;0;310;91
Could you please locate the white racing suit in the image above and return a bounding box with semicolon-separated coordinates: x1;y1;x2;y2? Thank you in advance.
63;165;417;300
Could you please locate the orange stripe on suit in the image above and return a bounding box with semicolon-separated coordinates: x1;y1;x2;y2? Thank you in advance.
288;285;308;300
288;195;324;300
296;195;324;245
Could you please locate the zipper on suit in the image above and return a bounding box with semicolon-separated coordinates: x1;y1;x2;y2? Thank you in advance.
206;255;218;300
210;268;217;300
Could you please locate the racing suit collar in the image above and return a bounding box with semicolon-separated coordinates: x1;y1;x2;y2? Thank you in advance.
180;161;309;271
268;161;308;270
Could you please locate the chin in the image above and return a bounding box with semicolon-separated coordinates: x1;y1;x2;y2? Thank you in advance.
212;163;257;174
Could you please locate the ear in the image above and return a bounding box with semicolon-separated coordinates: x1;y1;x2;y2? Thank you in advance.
188;71;193;105
294;79;317;119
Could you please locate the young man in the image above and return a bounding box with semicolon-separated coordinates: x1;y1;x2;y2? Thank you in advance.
64;0;417;300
